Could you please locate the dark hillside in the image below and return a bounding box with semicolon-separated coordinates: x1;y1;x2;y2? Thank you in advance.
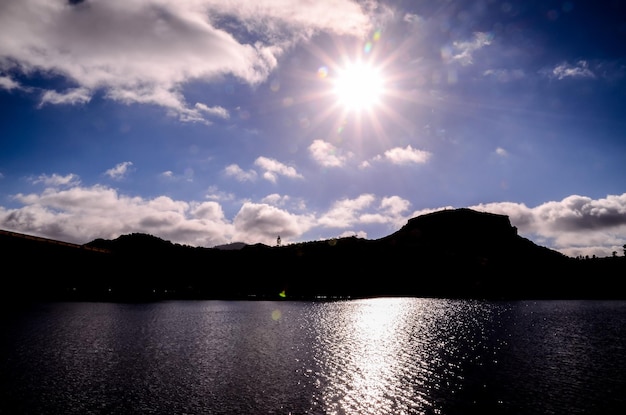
373;209;573;298
1;209;624;302
0;229;112;302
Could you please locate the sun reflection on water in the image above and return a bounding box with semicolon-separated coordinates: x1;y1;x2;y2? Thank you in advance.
309;298;427;414
305;298;507;415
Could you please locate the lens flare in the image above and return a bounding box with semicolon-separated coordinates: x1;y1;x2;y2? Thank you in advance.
271;309;282;321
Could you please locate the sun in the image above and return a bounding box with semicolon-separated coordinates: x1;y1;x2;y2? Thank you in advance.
332;61;385;112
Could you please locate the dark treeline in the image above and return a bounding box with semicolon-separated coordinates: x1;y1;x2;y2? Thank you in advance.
2;209;624;303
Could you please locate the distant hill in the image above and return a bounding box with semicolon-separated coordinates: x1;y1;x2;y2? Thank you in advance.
212;242;248;250
1;208;624;303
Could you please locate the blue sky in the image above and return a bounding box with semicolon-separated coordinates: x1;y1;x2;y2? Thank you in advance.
1;0;625;257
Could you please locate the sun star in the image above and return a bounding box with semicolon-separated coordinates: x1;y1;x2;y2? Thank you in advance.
333;61;384;112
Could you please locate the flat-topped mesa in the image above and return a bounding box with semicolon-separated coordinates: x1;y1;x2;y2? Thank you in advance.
409;208;517;237
382;208;518;248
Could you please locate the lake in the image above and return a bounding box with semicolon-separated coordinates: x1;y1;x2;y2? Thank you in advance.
2;298;625;414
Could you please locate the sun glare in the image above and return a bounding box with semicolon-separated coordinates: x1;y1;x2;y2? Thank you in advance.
333;61;384;112
308;29;413;144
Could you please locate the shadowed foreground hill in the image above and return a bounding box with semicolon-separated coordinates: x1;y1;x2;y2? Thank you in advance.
2;208;624;303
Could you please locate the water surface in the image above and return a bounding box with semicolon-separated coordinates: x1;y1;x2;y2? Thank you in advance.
2;299;625;414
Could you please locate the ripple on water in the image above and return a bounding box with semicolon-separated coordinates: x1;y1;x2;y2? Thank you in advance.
2;299;625;414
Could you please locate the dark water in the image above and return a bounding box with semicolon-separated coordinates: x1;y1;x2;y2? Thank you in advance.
2;299;625;414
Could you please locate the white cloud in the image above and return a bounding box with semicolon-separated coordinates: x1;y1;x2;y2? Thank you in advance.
39;87;91;107
190;201;226;221
3;176;625;255
317;194;411;235
232;202;314;245
32;173;80;187
403;194;626;257
549;60;596;80
446;32;493;66
2;183;235;247
308;139;348;167
223;164;258;182
483;68;525;82
0;0;372;122
380;195;411;217
318;194;376;228
195;103;229;119
254;156;303;183
469;194;626;257
1;186;399;247
0;167;399;247
207;0;372;37
105;161;133;180
495;147;508;157
205;186;236;202
378;145;432;165
176;103;231;124
159;169;193;182
0;75;20;91
262;193;307;212
403;13;423;25
337;229;368;239
358;196;411;229
261;193;290;206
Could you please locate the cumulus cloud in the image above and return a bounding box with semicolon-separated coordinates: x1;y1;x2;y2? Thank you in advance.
359;196;411;228
0;75;20;91
308;139;348;167
232;202;314;244
32;173;80;187
468;194;626;257
404;194;626;257
223;164;258;182
317;194;411;237
254;156;303;183
1;184;234;246
0;177;310;246
337;229;368;239
225;158;303;184
261;193;291;207
261;193;307;211
205;186;236;202
0;0;372;122
105;161;133;180
380;195;411;217
376;145;432;165
318;194;377;228
4;171;625;256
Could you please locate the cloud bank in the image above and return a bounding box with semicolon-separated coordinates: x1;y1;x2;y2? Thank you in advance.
0;0;373;122
2;173;625;256
468;194;626;257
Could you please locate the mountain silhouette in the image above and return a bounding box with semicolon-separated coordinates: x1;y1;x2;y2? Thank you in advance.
1;208;623;303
